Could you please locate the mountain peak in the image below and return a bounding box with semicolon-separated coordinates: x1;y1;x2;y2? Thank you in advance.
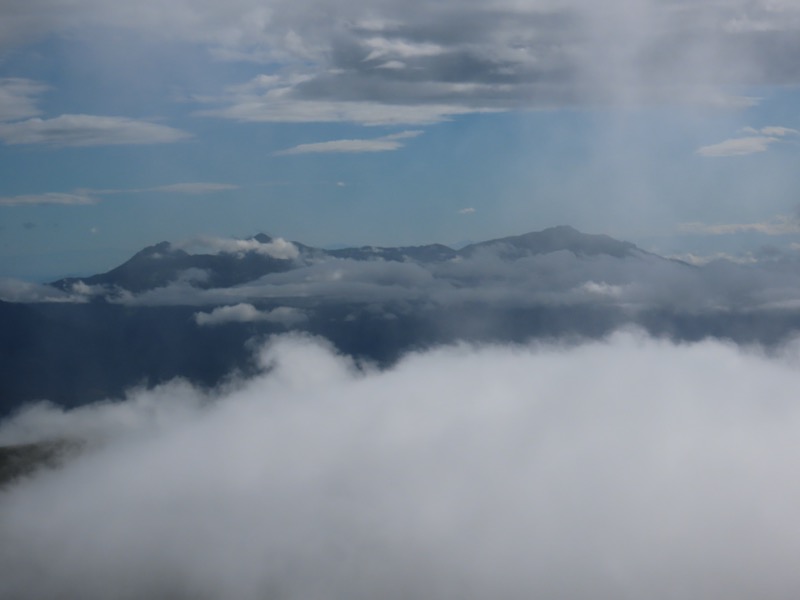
459;226;639;259
253;233;273;244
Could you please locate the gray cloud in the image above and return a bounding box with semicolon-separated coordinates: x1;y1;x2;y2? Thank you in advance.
189;0;800;123
3;1;797;125
5;332;800;598
0;114;191;146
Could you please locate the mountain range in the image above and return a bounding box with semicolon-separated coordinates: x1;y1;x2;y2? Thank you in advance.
50;226;650;296
2;225;799;415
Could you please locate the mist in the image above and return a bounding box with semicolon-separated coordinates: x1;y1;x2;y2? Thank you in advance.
3;332;800;599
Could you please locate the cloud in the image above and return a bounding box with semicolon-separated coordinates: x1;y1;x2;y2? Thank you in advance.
100;245;767;314
0;192;97;207
179;0;800;124
177;236;300;260
459;207;476;215
6;332;800;598
194;303;307;326
274;130;422;155
93;233;800;314
0;78;47;122
2;1;799;129
142;182;239;194
0;278;88;303
680;214;800;236
696;136;776;157
696;126;800;157
666;252;760;267
753;126;800;137
0;114;191;146
0;182;237;208
196;97;478;126
90;182;240;195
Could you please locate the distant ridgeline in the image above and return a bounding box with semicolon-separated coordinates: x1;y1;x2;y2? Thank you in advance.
50;226;644;295
3;226;800;414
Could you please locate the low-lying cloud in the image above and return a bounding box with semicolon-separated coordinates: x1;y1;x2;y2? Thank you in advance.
3;332;800;599
177;236;300;260
194;303;307;326
105;245;800;314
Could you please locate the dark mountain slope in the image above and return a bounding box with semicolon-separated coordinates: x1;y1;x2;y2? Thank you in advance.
51;238;299;293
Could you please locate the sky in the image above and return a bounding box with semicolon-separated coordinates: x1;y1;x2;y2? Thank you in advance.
1;0;800;280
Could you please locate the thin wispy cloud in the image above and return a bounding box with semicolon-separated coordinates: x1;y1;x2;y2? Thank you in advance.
97;182;240;195
274;130;422;156
0;183;237;208
0;192;97;207
680;214;800;236
0;115;191;146
696;126;800;157
0;78;47;122
198;96;475;126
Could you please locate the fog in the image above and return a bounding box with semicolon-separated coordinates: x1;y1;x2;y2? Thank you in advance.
3;332;800;599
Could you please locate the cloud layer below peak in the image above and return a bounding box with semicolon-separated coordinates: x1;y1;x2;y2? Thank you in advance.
4;332;800;598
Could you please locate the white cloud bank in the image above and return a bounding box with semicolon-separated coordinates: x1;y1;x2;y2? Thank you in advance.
4;332;800;598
